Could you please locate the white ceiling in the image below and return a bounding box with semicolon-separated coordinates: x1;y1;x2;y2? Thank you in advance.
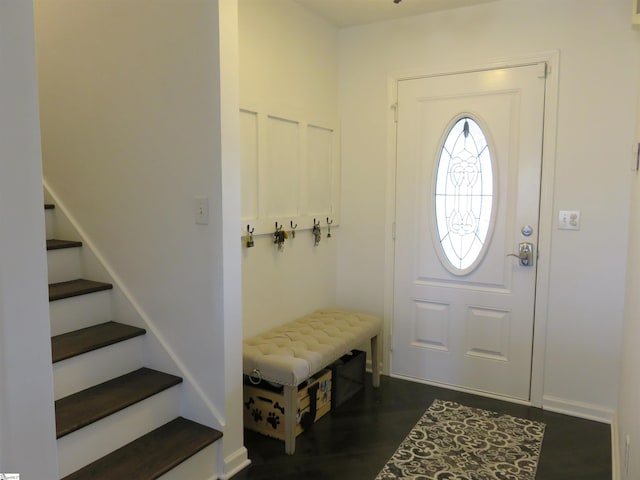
294;0;499;28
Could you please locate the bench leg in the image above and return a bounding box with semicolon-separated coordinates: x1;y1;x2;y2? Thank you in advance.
283;384;296;454
371;335;380;388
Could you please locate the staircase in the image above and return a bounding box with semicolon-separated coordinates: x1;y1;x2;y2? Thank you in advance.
45;203;222;479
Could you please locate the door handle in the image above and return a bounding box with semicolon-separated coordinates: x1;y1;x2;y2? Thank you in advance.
507;242;534;267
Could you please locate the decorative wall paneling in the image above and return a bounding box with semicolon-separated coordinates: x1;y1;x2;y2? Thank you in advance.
240;108;340;238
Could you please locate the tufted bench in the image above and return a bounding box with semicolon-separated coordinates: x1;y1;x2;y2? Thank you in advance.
243;309;382;454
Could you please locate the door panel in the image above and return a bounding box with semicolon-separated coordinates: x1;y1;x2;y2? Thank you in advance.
392;65;546;400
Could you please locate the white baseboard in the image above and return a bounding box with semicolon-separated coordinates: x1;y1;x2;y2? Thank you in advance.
542;395;614;424
611;411;621;480
220;446;251;479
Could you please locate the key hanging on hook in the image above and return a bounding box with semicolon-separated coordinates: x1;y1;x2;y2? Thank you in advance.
246;224;255;248
274;222;287;250
312;218;322;246
290;221;298;239
326;217;333;238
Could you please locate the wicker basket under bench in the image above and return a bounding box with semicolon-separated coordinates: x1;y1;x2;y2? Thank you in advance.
242;309;382;454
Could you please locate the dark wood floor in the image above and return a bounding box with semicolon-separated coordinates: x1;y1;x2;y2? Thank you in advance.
234;374;611;480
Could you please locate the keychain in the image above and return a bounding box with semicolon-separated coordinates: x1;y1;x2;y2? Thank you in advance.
312;219;322;246
246;225;255;248
274;222;287;250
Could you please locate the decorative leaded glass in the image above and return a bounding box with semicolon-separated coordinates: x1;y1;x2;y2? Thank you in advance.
434;116;494;273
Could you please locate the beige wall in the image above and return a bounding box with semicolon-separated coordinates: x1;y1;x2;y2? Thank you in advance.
338;0;639;420
239;0;640;425
33;0;246;472
238;0;340;338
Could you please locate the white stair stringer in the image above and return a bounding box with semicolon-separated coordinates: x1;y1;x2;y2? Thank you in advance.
53;336;145;400
57;386;180;478
49;291;113;336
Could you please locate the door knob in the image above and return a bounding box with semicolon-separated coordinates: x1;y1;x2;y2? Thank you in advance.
507;242;534;266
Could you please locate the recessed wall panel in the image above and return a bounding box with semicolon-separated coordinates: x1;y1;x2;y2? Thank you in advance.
305;125;333;215
240;110;259;219
265;116;299;217
412;300;450;352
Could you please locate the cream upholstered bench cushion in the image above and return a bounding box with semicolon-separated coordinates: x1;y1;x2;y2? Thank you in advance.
243;309;382;387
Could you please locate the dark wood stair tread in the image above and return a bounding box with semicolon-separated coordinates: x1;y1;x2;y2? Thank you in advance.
55;368;182;438
52;321;146;363
62;417;222;480
47;239;83;250
49;279;113;301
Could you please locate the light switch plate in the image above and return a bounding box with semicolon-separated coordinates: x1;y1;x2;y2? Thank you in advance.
558;210;580;230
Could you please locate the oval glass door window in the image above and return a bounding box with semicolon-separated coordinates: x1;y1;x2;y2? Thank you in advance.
434;116;495;274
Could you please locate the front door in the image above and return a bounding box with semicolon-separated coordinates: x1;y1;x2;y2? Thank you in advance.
392;64;546;400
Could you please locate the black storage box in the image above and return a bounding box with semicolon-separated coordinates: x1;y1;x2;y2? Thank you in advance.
331;349;366;409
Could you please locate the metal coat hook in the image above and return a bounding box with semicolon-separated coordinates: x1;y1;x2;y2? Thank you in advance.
246;224;255;248
290;221;298;239
312;218;322;246
274;222;287;250
326;217;334;238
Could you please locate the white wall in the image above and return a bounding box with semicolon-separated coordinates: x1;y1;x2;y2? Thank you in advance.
33;0;246;473
338;0;640;419
238;0;339;338
0;1;59;477
617;47;640;480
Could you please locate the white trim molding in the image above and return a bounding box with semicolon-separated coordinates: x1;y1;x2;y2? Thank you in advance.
612;411;621;480
219;446;251;480
542;395;614;424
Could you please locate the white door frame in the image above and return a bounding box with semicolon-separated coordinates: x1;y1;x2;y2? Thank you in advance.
382;52;559;408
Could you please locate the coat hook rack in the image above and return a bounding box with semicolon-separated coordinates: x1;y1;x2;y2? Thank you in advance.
312;218;322;246
274;222;287;250
246;224;255;248
326;217;334;238
290;221;298;239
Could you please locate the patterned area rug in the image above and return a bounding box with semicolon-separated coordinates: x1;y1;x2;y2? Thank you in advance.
375;399;545;480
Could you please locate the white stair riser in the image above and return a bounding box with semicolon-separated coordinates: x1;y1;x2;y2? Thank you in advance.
50;291;113;336
47;248;83;284
53;337;144;400
157;443;218;480
57;387;180;479
45;208;55;239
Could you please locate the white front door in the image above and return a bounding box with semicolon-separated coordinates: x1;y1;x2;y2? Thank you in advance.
392;64;546;401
